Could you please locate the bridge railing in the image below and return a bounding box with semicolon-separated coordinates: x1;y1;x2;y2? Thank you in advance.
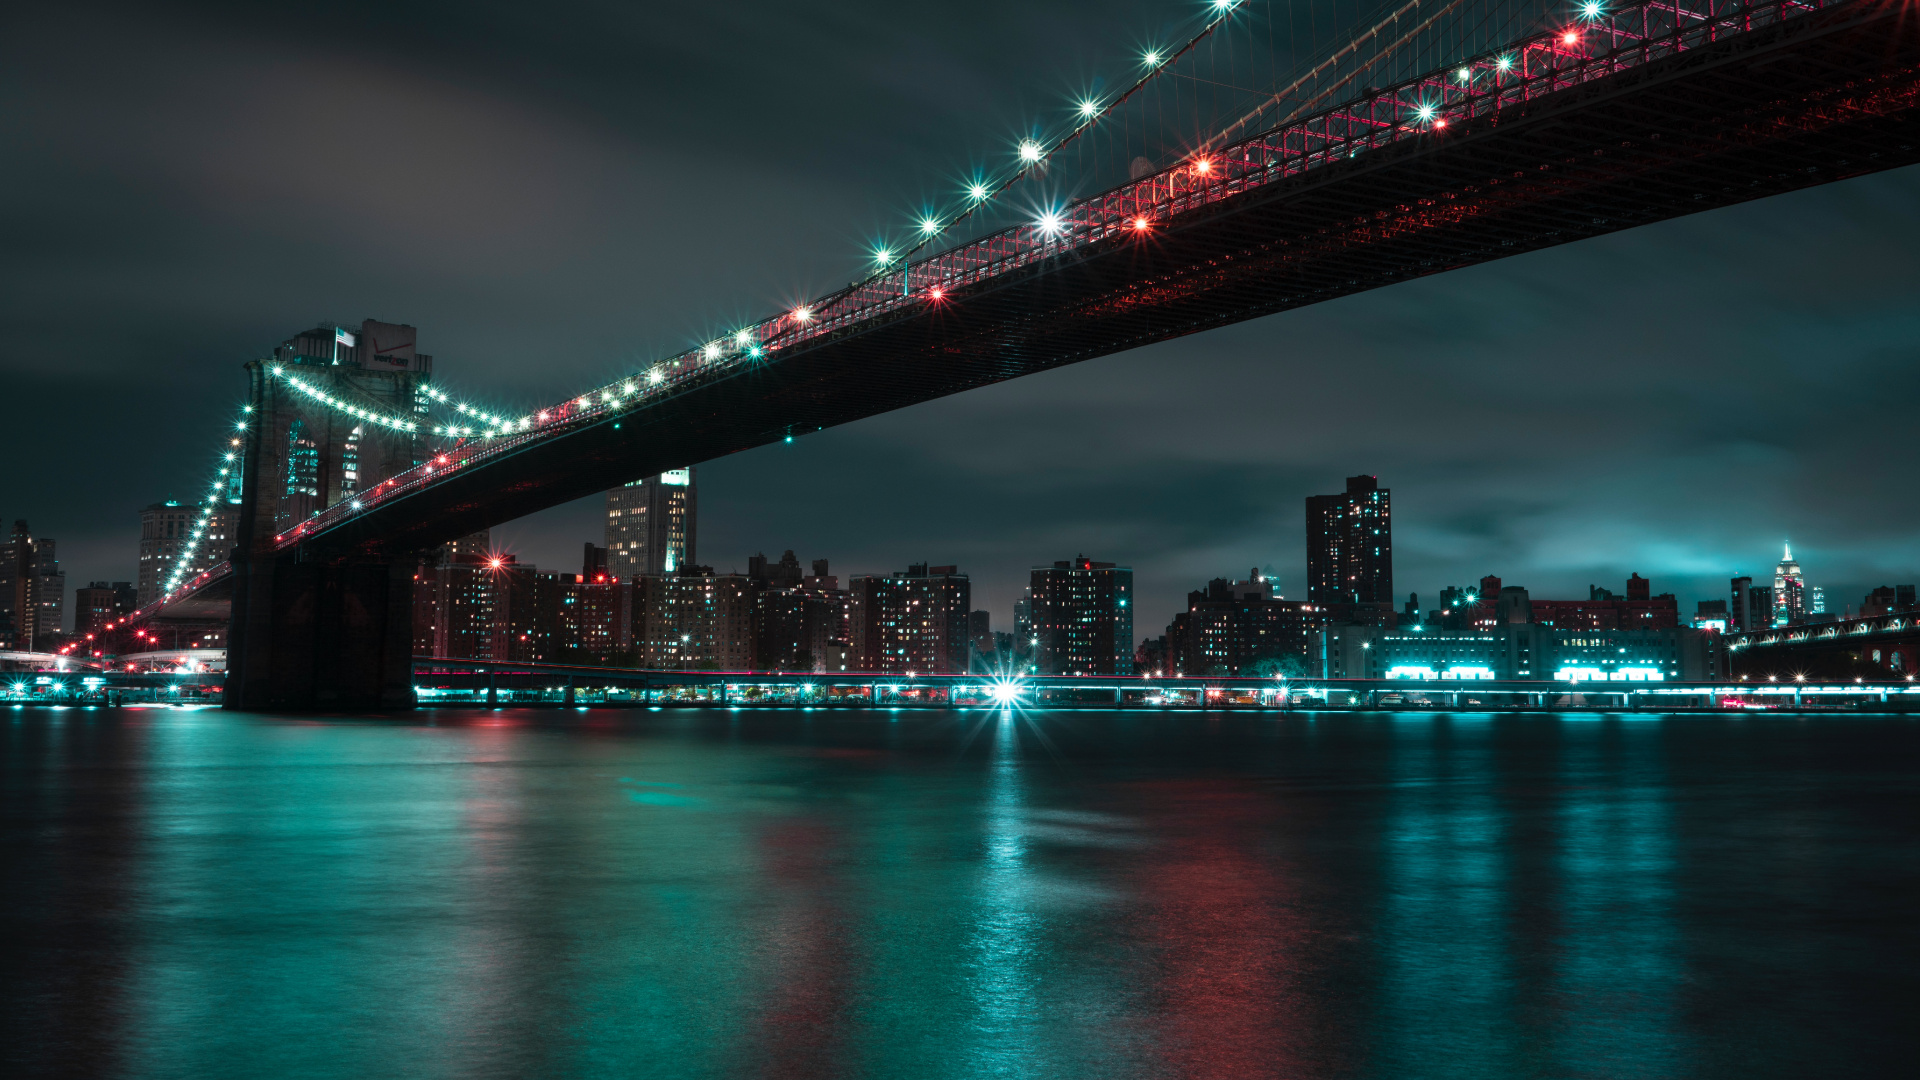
223;0;1846;563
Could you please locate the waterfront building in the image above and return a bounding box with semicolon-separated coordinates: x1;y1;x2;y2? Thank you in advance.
1013;590;1034;666
1135;635;1170;677
1861;585;1919;617
850;564;971;674
1693;600;1730;633
753;589;811;671
605;469;695;578
1311;624;1382;679
969;610;993;650
1168;572;1313;676
556;573;634;664
1306;474;1392;622
634;568;754;670
747;554;849;672
1029;556;1134;676
1527;576;1679;630
412;531;496;659
413;535;636;665
1369;624;1721;682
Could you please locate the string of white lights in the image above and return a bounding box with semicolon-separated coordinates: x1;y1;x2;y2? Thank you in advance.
515;0;1255;424
885;0;1247;269
161;407;250;594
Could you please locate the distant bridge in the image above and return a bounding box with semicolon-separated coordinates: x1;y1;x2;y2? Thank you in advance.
1729;611;1920;680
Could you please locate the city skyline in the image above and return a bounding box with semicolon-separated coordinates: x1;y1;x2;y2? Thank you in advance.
4;1;1917;639
0;476;1899;641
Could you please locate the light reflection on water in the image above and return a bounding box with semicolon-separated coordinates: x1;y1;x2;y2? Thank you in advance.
1;707;1915;1079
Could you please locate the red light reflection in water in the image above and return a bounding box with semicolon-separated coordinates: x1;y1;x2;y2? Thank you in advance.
1132;780;1322;1079
742;821;857;1079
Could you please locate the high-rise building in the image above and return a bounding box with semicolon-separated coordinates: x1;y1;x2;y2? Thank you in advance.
138;501;238;605
1773;543;1805;626
1028;556;1134;675
748;553;847;672
1729;576;1756;631
1306;474;1392;620
634;568;754;670
850;564;971;674
1;522;65;650
605;469;696;578
412;532;501;660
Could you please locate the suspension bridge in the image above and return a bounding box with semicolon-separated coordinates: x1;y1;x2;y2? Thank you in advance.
109;0;1920;708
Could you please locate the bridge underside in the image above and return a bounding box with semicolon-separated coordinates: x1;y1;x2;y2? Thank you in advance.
295;1;1918;558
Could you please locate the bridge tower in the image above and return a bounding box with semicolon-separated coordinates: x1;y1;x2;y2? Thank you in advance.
226;321;433;710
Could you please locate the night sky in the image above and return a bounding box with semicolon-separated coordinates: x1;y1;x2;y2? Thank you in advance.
5;0;1917;634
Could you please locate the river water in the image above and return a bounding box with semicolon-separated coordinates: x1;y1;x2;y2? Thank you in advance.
3;706;1914;1079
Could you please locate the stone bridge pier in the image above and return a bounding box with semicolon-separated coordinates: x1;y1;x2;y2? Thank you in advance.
226;551;415;710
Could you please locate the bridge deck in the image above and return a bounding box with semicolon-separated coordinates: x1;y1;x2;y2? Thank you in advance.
285;0;1920;558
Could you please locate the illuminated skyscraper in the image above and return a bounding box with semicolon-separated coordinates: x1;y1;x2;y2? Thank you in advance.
1306;475;1392;618
605;468;696;578
1773;543;1804;626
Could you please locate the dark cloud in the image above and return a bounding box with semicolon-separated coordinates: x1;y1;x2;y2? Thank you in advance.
3;1;1916;634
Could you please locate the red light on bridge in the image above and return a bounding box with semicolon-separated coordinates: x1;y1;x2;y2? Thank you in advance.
1132;217;1151;231
928;286;945;300
1562;30;1579;45
1193;158;1213;175
1435;118;1448;129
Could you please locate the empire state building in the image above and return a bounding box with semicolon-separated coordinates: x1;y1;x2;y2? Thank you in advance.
1773;543;1805;627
